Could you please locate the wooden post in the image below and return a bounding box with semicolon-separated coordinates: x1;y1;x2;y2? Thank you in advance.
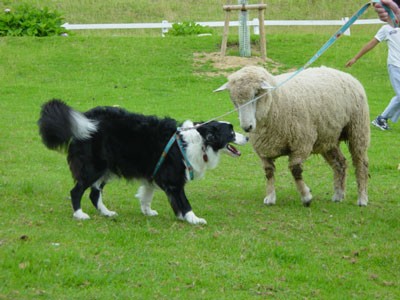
220;2;267;60
258;7;266;60
223;4;267;10
221;8;231;57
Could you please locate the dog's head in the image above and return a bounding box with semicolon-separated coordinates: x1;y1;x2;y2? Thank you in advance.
194;121;248;157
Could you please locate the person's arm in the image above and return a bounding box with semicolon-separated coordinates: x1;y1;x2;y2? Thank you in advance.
345;38;380;67
374;0;400;26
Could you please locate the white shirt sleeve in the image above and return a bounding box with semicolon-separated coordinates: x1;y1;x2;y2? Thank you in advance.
375;25;389;42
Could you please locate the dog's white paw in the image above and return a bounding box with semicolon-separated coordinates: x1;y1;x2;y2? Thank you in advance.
264;191;276;205
73;209;90;220
183;211;207;225
141;207;158;217
97;200;118;217
101;210;118;217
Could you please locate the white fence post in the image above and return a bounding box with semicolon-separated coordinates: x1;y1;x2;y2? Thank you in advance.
162;20;169;37
252;18;259;35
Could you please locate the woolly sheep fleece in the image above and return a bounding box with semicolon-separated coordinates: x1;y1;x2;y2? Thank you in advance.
216;66;370;206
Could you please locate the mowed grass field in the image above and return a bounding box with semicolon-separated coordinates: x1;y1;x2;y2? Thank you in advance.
1;1;400;299
0;0;380;24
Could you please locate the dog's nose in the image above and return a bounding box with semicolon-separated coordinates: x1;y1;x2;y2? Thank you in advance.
246;136;249;142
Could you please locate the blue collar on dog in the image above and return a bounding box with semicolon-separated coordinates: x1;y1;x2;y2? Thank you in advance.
152;130;194;181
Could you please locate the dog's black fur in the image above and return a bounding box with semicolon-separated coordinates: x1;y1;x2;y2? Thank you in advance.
38;99;246;224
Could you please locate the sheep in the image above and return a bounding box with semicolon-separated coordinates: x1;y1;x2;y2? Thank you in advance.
215;65;370;206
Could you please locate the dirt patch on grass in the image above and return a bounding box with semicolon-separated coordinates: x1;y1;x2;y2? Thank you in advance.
193;52;287;77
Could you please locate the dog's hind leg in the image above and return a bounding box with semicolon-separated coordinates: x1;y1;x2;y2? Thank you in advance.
90;180;117;218
71;182;91;220
136;182;158;216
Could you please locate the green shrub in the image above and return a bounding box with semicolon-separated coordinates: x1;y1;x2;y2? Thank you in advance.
0;4;69;37
166;21;213;36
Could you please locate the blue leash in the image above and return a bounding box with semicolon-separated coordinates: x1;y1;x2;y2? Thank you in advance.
175;132;194;180
276;0;398;89
152;130;194;181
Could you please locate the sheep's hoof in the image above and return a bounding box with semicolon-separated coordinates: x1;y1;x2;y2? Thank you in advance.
263;192;276;205
357;198;368;207
301;193;313;207
332;190;345;202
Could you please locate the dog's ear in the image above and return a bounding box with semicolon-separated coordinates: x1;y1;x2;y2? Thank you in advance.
196;125;216;144
205;133;216;143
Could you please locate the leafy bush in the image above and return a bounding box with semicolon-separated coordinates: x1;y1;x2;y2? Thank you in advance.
166;21;213;36
0;4;69;37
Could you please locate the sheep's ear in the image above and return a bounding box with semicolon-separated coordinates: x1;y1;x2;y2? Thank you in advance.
261;81;274;90
213;82;229;92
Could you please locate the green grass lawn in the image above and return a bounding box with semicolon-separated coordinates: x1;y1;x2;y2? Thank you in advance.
0;0;380;24
0;15;399;300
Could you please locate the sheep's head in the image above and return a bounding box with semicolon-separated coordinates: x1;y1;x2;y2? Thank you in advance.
214;66;274;133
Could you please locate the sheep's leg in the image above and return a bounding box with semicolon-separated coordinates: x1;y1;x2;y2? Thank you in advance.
261;158;277;205
322;148;347;202
349;151;369;207
288;157;312;206
347;119;369;206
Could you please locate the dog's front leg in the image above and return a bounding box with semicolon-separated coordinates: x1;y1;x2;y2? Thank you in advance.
181;211;207;225
136;183;158;216
165;187;207;225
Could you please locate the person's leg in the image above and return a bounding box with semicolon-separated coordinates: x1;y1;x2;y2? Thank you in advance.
372;115;390;130
381;64;400;122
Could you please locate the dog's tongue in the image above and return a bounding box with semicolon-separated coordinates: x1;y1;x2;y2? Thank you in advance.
227;144;241;157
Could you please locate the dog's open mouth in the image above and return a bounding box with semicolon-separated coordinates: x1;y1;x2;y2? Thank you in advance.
225;144;241;157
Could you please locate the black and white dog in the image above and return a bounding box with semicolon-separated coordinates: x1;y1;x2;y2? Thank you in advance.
38;99;247;225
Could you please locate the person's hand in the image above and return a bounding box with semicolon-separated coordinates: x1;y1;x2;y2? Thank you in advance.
374;0;400;26
345;58;357;68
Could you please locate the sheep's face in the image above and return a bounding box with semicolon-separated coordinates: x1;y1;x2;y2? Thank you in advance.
237;99;257;133
214;81;272;133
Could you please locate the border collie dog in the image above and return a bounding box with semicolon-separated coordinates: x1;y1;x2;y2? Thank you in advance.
38;99;247;225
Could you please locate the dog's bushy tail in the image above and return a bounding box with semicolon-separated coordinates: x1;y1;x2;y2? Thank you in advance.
38;99;98;151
